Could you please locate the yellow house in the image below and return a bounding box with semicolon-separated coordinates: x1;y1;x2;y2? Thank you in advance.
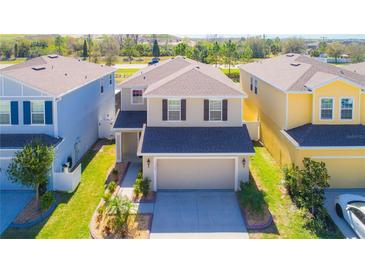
240;54;365;188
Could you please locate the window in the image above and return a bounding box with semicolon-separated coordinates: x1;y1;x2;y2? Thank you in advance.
320;98;333;120
109;74;112;85
131;89;143;104
0;100;11;124
250;77;253;91
254;79;258;94
250;77;258;94
340;97;353;120
167;99;181;121
209;99;222;121
31;101;45;124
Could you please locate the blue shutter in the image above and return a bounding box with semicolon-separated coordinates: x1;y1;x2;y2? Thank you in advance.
45;101;53;124
23;101;31;124
10;101;19;124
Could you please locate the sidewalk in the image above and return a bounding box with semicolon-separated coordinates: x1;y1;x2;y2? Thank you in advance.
118;162;141;199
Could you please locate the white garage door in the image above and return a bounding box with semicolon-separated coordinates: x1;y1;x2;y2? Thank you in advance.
0;159;32;190
157;158;235;189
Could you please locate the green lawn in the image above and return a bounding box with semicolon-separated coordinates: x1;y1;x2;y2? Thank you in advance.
248;144;343;239
0;58;27;64
1;142;115;239
115;68;140;83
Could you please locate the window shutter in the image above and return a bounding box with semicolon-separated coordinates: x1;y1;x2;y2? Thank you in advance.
45;101;53;124
204;100;209;121
181;99;186;120
23;101;31;124
10;101;19;124
222;99;228;121
162;99;168;121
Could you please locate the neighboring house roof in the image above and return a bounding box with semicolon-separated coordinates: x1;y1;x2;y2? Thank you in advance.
0;134;63;149
240;54;365;92
113;111;147;129
119;56;245;98
284;124;365;147
140;126;254;154
0;55;115;97
344;62;365;75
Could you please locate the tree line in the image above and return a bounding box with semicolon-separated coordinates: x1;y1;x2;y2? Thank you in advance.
1;35;364;66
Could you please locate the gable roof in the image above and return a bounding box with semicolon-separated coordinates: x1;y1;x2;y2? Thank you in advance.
240;54;365;92
120;56;245;98
0;55;115;97
344;62;365;75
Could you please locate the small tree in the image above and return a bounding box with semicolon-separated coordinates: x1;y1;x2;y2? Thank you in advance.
7;140;54;207
284;158;330;215
82;39;88;60
222;40;237;75
152;39;160;58
326;42;345;63
14;43;18;58
54;35;64;55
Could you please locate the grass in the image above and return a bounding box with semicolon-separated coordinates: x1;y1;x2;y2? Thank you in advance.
115;68;140;83
248;143;344;239
1;142;116;239
0;58;27;64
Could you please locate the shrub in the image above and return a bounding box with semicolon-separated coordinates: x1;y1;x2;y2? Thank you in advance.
111;168;119;181
134;177;151;198
40;191;55;211
238;180;265;216
105;196;134;235
103;192;112;203
108;181;117;193
137;170;143;179
283;158;330;216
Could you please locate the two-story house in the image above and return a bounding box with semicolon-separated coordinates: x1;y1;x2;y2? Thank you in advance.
0;55;115;192
240;54;365;188
114;57;254;191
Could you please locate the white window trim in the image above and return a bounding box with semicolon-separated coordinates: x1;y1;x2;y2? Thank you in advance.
0;100;11;125
167;99;181;121
31;100;45;125
209;99;223;121
339;96;354;121
319;97;334;121
131;89;144;105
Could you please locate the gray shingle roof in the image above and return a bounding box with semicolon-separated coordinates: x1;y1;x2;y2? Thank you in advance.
285;124;365;147
140;126;254;154
0;55;115;97
344;62;365;75
113;111;147;129
240;54;365;92
119;56;244;98
0;134;63;149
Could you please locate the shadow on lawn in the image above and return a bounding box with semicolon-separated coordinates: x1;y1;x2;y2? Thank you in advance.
0;139;109;239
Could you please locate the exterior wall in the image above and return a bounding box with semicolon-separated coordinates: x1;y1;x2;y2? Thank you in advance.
240;69;287;129
121;87;147;111
361;93;365;124
147;98;242;127
0;76;54;135
142;155;249;191
54;74;115;172
242;97;259;122
313;80;362;125
287;93;312;129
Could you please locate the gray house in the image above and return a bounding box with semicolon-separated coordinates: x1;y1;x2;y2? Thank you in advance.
0;55;115;192
114;57;254;191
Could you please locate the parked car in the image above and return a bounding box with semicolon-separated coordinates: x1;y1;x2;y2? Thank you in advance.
335;194;365;239
148;57;159;65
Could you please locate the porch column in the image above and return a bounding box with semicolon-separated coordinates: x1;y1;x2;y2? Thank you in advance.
115;131;122;162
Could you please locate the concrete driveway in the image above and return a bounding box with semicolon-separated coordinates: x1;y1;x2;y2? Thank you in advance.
324;188;365;239
0;191;34;234
150;190;248;239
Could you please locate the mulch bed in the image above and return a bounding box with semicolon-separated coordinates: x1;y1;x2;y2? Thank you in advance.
241;206;272;230
133;191;156;203
12;193;61;225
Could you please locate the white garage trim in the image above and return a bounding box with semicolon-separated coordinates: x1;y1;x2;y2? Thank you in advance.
153;156;239;191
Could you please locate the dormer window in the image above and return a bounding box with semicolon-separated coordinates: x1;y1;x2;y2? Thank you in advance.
340;97;354;120
209;99;222;121
0;100;11;124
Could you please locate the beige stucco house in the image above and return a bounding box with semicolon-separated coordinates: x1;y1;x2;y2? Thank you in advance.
113;57;254;191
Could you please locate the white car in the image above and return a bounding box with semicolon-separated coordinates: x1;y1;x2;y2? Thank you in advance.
335;194;365;239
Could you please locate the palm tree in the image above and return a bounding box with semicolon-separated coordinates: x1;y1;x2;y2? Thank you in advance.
105;196;134;232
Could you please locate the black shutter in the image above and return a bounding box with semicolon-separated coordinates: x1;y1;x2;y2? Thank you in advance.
162;99;168;121
181;99;186;120
204;100;209;121
222;99;228;121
